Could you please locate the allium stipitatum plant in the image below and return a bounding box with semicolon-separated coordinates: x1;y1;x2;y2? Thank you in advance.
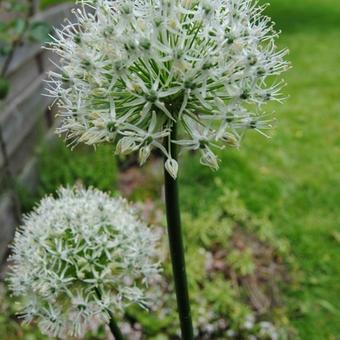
46;0;289;179
44;1;289;338
7;187;160;338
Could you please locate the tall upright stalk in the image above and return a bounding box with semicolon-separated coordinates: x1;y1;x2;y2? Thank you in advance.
107;310;124;340
164;124;194;340
95;288;124;340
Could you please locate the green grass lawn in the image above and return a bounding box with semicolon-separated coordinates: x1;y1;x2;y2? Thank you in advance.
13;0;340;339
180;1;340;338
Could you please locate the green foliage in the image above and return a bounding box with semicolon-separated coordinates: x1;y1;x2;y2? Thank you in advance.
18;141;117;212
127;186;296;338
0;0;51;102
28;22;52;43
227;249;255;277
0;77;10;100
39;0;70;10
0;0;51;55
38;141;117;192
0;18;26;45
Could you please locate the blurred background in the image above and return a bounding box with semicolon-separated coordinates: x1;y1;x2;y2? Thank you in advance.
0;0;339;339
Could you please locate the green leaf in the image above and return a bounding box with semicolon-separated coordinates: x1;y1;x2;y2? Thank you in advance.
318;300;338;314
8;2;29;13
29;22;52;43
0;77;10;100
0;41;11;56
13;18;26;36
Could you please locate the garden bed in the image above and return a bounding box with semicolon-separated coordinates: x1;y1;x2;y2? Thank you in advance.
0;153;298;339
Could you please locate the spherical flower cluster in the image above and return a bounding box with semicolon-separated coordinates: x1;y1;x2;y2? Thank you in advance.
46;0;288;178
7;187;160;338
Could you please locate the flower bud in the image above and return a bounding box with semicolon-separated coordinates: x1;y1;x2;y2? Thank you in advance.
139;145;151;165
200;147;219;170
165;158;178;179
116;137;137;155
221;132;239;147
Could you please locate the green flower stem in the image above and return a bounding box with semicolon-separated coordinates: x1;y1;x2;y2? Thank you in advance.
95;288;124;340
107;310;125;340
164;124;194;340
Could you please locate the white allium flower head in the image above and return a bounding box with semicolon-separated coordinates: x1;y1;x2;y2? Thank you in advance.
7;187;160;338
46;0;288;178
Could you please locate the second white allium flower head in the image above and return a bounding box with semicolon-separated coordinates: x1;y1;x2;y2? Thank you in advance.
8;187;160;338
47;0;288;178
